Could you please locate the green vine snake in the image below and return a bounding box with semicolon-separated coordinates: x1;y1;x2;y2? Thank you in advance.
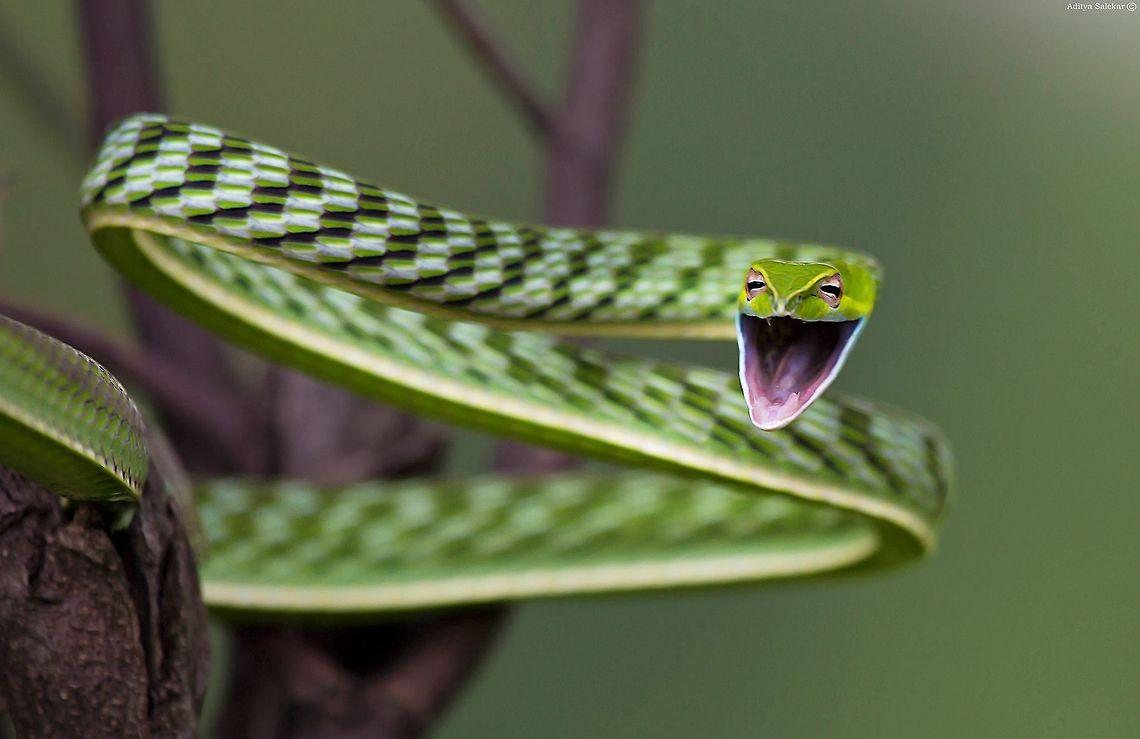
0;114;951;616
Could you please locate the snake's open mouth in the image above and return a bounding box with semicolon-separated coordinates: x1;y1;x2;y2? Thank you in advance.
737;314;865;431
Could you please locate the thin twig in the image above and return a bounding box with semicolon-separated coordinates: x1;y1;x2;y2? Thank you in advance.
431;0;553;135
544;0;642;227
78;0;248;473
0;7;83;159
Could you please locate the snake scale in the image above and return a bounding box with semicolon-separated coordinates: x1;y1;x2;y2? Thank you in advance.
0;114;951;616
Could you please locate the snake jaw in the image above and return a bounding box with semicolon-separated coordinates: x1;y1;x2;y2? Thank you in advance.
736;314;865;430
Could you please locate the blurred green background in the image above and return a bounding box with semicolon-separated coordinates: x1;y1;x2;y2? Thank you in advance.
1;2;1137;737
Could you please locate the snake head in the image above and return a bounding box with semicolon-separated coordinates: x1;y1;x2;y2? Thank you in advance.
736;258;876;430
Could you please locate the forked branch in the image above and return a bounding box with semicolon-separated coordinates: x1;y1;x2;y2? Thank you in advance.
431;0;554;135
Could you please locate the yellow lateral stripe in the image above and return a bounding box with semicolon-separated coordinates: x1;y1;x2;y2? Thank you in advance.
84;211;738;341
202;531;878;612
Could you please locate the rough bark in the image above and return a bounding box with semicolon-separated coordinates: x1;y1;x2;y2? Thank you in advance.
0;464;209;738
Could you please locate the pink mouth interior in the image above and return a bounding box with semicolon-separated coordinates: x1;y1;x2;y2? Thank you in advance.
737;315;862;430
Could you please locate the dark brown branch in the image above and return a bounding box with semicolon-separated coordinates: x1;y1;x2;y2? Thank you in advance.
77;0;162;148
431;0;553;135
0;469;149;737
263;368;448;485
372;607;508;728
219;608;507;738
78;0;243;472
545;0;642;226
0;462;208;737
112;455;212;735
0;7;83;159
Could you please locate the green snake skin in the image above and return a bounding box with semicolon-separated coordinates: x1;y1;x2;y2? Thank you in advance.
0;113;952;615
0;315;146;501
198;473;876;614
79;116;879;338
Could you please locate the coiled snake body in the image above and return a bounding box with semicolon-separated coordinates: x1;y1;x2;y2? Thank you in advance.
0;115;951;615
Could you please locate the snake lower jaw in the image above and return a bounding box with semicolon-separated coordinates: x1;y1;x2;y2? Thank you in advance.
736;314;866;431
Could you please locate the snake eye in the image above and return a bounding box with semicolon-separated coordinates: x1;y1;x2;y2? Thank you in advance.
817;274;843;309
745;269;766;300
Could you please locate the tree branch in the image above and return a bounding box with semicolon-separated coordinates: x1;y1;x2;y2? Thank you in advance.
0;469;149;737
0;462;209;737
219;608;507;738
76;0;162;148
78;0;243;472
371;607;508;730
431;0;553;135
544;0;642;227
